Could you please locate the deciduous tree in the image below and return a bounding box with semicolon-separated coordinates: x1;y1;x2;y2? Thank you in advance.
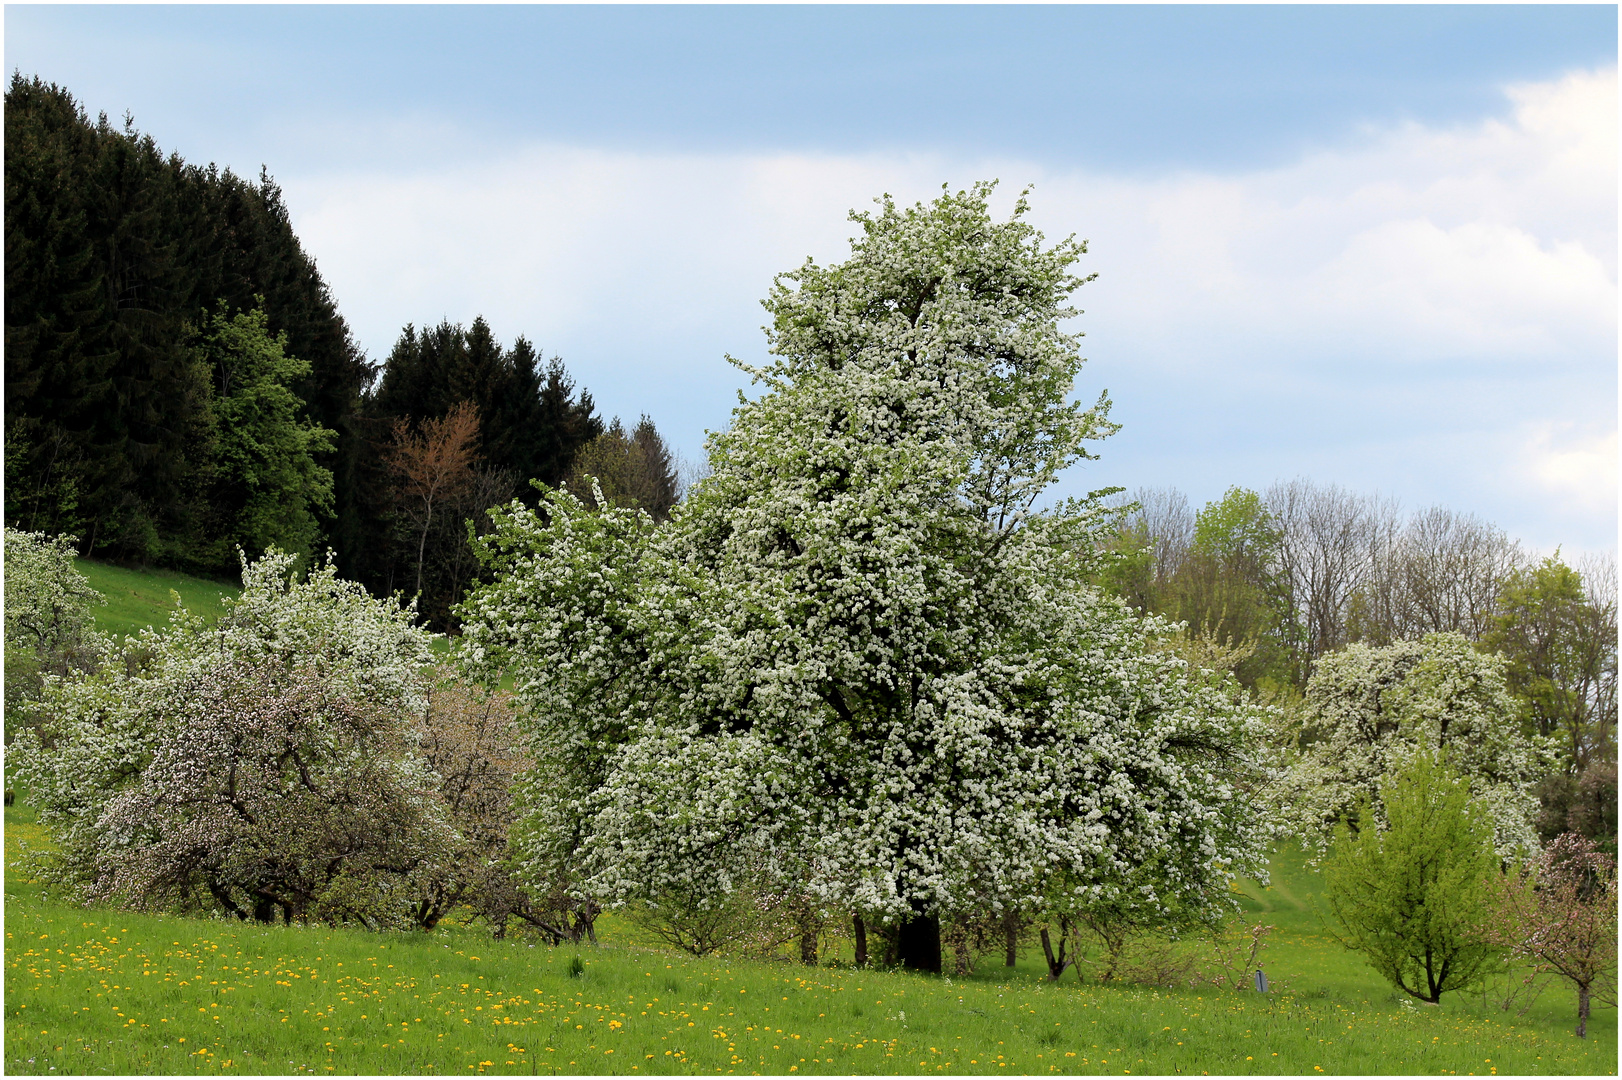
196;303;336;566
1324;753;1501;1003
460;181;1269;973
10;548;439;922
1483;832;1618;1037
384;402;481;599
1270;631;1551;856
2;528;108;729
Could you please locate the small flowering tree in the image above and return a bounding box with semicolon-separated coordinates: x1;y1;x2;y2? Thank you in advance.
1270;631;1552;856
461;182;1270;970
11;549;445;924
2;528;108;726
90;656;450;925
1484;833;1618;1037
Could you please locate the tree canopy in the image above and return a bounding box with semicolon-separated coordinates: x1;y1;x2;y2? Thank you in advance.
4;75;369;568
460;182;1270;970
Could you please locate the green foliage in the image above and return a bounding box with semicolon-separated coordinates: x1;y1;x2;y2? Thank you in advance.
4;76;369;569
1324;754;1503;1003
1172;486;1290;686
564;414;680;520
194;303;337;566
1485;553;1617;773
1094;487;1292;689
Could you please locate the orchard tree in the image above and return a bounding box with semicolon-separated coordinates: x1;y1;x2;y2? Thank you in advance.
10;548;443;923
2;528;108;725
1484;832;1618;1037
1324;753;1501;1004
460;182;1270;971
1270;631;1552;856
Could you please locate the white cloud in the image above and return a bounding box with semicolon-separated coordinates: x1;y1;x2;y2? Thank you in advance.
1518;422;1619;519
283;65;1616;550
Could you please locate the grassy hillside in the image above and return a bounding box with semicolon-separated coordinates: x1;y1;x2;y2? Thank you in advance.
71;559;240;639
5;799;1613;1077
6;566;1611;1075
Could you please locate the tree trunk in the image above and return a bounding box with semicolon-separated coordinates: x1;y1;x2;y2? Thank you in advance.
897;914;941;973
947;921;973;976
1577;982;1590;1038
799;905;819;966
1003;910;1019;967
853;914;868;968
1040;925;1071;981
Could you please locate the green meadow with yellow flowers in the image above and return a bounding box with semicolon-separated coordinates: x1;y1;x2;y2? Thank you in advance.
5;562;1614;1075
6;790;1614;1077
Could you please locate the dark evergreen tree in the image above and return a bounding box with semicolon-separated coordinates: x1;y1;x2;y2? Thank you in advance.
353;317;601;605
4;74;371;572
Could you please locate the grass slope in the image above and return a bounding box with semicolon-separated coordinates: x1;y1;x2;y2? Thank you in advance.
6;565;1611;1075
71;559;240;639
5;798;1613;1077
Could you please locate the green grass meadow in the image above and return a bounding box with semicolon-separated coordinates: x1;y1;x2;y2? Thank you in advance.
70;558;241;639
6;796;1614;1077
3;564;1614;1075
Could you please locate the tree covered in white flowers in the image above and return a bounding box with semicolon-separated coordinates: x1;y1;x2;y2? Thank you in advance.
1270;630;1553;857
461;182;1271;970
10;549;447;925
3;528;109;725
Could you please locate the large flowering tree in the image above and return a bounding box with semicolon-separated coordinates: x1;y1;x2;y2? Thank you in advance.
460;182;1270;969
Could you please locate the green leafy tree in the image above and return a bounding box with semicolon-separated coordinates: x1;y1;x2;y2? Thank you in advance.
196;303;336;566
460;182;1269;972
1324;753;1502;1003
1486;554;1617;774
563;414;680;521
1162;486;1290;688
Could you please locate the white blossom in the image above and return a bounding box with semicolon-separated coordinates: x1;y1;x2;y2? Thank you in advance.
461;182;1270;934
1268;631;1553;856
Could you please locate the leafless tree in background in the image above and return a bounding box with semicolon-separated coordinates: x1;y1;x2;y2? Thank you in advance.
1267;478;1400;682
1353;506;1525;645
1133;486;1196;586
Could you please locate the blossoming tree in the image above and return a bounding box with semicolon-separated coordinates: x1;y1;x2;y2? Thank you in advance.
1269;631;1553;856
460;182;1270;970
11;549;445;925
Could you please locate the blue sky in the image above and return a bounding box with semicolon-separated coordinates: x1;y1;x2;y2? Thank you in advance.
6;4;1617;555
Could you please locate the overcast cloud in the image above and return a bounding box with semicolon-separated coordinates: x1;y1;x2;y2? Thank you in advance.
282;65;1617;556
